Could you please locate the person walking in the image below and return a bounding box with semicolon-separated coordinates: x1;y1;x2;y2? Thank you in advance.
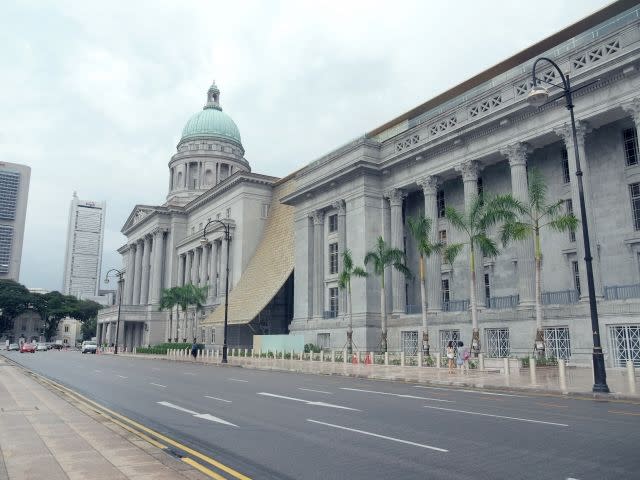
457;341;470;374
446;341;455;374
191;339;198;361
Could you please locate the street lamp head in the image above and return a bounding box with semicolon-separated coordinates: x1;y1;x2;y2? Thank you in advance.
104;277;110;284
200;237;208;246
527;85;549;107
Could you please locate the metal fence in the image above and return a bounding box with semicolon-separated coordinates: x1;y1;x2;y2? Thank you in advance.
323;310;338;319
541;290;579;305
487;295;519;310
604;284;640;301
442;300;469;312
405;304;422;314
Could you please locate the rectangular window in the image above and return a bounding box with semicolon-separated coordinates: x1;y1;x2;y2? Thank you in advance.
565;199;576;242
477;177;483;196
317;333;330;350
439;229;447;245
439;329;460;355
328;287;339;315
437;190;445;218
329;243;339;274
484;273;491;301
485;328;510;357
623;128;639;167
441;278;450;305
610;325;640;367
64;325;69;333
261;204;270;218
561;148;570;184
544;326;571;360
572;261;581;296
226;208;231;218
328;214;338;233
401;331;419;356
630;183;640;230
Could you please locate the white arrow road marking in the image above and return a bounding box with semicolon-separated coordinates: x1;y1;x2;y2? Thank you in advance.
341;387;453;403
228;378;248;383
257;392;360;411
204;395;232;403
307;419;448;452
157;401;237;427
423;405;569;427
150;383;167;388
116;375;128;379
298;388;332;395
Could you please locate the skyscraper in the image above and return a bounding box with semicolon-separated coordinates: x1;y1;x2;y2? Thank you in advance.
0;161;30;282
62;192;106;298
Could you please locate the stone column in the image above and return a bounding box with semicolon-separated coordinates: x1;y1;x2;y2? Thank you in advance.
501;143;536;306
177;253;185;287
417;176;442;311
140;235;152;305
311;210;325;318
132;239;144;305
456;160;486;308
124;244;136;305
150;230;165;304
192;249;200;285
185;250;193;285
386;189;406;314
208;241;219;303
97;323;103;345
334;200;347;315
555;121;603;298
219;239;229;299
201;243;210;294
105;323;111;345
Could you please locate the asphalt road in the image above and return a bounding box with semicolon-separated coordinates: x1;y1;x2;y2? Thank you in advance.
3;350;640;480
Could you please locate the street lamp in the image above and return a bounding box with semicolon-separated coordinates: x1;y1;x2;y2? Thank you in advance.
527;57;609;393
104;268;124;355
201;219;230;364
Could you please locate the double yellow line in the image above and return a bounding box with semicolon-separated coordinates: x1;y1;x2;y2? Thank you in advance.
26;369;250;480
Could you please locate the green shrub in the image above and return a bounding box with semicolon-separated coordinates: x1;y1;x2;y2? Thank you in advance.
136;342;203;355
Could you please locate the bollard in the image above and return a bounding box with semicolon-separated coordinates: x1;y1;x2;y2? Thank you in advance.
400;352;405;367
320;350;324;362
436;354;441;369
503;357;510;376
529;356;537;385
479;353;485;371
627;360;637;395
331;350;335;363
418;351;423;367
370;352;374;366
558;359;568;393
384;352;389;366
244;348;248;357
343;349;348;364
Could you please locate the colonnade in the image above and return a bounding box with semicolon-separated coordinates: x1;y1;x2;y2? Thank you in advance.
124;228;167;306
177;237;227;305
96;321;144;350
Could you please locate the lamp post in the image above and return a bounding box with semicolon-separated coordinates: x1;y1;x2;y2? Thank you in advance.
104;268;124;355
527;57;609;393
201;219;230;364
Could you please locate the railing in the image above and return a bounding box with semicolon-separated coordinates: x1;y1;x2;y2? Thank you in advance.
541;290;579;305
323;310;338;319
405;304;422;314
488;294;519;310
604;284;640;300
443;300;469;312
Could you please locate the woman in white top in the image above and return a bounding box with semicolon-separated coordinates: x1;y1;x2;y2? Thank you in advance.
446;341;455;374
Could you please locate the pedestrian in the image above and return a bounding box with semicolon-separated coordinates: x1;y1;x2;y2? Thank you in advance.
446;341;455;374
457;341;470;374
191;339;198;360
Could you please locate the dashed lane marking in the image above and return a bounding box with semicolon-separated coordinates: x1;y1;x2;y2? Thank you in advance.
341;387;452;403
608;410;640;416
150;383;167;388
228;378;248;383
116;375;128;379
298;388;332;395
423;405;569;427
257;392;360;411
205;395;232;403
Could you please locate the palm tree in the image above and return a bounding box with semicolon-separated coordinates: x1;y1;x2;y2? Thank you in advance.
364;236;411;352
444;194;518;355
159;284;208;342
500;168;578;356
338;249;368;355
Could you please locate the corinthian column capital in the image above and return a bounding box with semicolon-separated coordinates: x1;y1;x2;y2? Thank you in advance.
500;142;531;168
310;209;325;225
332;199;346;216
554;121;591;148
416;175;439;196
455;159;480;182
385;188;406;207
622;98;640;125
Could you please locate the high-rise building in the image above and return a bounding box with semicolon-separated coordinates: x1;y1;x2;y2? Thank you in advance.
0;161;31;282
62;192;106;298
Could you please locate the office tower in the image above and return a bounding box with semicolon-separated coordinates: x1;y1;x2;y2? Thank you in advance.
0;162;30;281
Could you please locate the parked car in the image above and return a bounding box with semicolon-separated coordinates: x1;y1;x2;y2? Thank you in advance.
81;340;97;354
36;343;48;351
20;343;36;353
8;343;19;351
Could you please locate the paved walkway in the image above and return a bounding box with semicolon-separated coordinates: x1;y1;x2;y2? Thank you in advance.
126;351;640;399
0;356;208;480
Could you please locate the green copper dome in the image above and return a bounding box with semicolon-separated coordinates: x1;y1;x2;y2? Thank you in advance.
179;82;242;145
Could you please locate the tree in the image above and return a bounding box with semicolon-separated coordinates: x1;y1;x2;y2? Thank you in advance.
159;284;208;342
444;194;518;355
81;316;97;341
0;280;31;335
406;215;458;356
364;236;411;352
500;168;579;356
32;291;101;341
338;249;367;355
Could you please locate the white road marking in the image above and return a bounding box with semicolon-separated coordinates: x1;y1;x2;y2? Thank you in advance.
298;388;332;395
157;401;237;427
150;383;167;388
151;367;161;371
183;372;196;376
413;385;527;398
307;419;448;452
257;392;360;411
94;370;101;373
341;387;452;403
423;405;569;427
116;375;128;379
205;395;232;403
228;378;248;383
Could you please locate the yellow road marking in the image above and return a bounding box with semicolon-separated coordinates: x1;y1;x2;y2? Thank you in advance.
182;457;227;480
536;402;569;408
31;372;251;480
609;410;640;416
109;417;167;450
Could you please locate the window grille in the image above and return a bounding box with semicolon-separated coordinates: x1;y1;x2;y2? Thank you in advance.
609;325;640;367
439;329;460;354
329;243;338;274
484;273;491;302
317;333;330;350
485;328;510;357
328;287;339;316
401;331;419;355
623;128;639;167
572;261;581;296
328;214;338;233
544;327;571;360
565;199;576;242
561;149;570;183
437;190;445;218
441;278;450;304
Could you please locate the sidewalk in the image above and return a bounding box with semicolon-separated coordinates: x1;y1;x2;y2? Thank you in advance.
127;350;640;400
0;356;208;480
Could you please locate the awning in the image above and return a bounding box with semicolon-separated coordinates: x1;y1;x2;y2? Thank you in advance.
202;177;295;326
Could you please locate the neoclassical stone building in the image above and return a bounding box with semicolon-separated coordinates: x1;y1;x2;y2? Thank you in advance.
100;1;640;367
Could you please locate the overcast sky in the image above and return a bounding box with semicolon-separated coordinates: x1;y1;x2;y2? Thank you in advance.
1;0;612;291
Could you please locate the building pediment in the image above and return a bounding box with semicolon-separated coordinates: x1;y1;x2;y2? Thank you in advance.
121;205;166;234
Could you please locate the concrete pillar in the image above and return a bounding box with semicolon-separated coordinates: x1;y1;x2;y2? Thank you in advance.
132;239;144;305
501;143;536;305
117;321;125;350
186;250;193;285
201;243;210;292
627;360;637;395
334;200;347;315
559;359;568;393
177;253;185;287
555;122;603;298
124;244;136;304
140;235;152;305
386;189;406;314
193;247;202;286
208;241;218;303
150;229;165;304
220;238;228;300
311;210;325;318
417;176;442;311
